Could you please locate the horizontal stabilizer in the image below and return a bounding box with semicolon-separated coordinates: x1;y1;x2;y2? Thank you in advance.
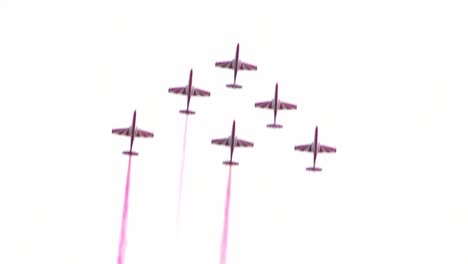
267;123;283;128
226;84;242;89
123;151;139;156
179;109;195;115
306;167;322;172
223;161;239;166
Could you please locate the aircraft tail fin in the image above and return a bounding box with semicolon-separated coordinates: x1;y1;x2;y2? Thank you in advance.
306;166;322;172
179;109;195;115
123;151;139;156
226;84;242;89
267;123;283;128
223;160;239;166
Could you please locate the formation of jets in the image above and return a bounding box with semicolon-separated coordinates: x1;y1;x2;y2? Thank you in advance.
112;43;336;171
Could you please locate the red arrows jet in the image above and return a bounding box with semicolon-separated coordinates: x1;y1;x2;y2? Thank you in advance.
294;126;336;171
112;110;154;156
255;83;297;128
211;120;254;166
168;69;211;114
215;43;257;89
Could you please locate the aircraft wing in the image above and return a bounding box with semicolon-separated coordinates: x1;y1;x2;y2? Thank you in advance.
192;88;211;96
239;61;257;70
112;127;131;136
294;143;336;153
211;137;230;146
319;144;336;153
215;60;234;69
235;138;254;147
255;100;273;109
168;87;187;95
211;137;254;147
135;128;154;138
278;101;297;110
294;144;314;152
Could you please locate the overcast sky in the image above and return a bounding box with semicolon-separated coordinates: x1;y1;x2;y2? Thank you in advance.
1;0;467;263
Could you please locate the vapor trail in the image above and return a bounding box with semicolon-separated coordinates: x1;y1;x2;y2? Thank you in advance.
176;115;189;237
219;165;233;264
117;155;133;264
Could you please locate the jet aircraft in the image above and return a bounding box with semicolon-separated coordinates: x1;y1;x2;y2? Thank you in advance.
294;126;336;171
168;69;211;114
211;120;254;165
255;83;297;128
112;110;154;155
215;43;257;89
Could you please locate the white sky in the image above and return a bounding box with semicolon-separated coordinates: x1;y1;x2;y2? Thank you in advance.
1;0;467;263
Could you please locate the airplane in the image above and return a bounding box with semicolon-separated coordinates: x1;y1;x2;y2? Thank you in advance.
255;83;297;128
168;69;210;115
211;120;254;166
215;43;257;89
294;126;336;171
112;110;154;156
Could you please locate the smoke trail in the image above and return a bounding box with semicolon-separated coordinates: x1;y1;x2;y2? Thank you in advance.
117;155;132;264
176;115;189;237
219;165;233;264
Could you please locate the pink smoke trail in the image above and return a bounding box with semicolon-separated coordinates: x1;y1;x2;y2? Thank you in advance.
219;165;233;264
117;155;132;264
176;115;189;236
